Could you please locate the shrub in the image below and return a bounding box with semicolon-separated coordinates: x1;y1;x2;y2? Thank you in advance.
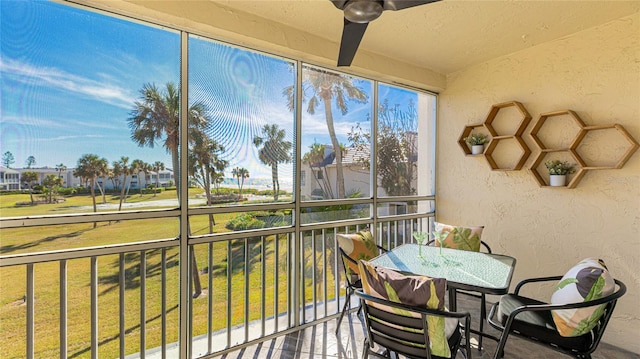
225;213;265;231
57;187;77;196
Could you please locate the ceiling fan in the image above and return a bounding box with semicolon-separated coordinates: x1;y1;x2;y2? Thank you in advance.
330;0;441;67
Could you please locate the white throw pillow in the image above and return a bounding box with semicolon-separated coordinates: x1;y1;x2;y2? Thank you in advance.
550;258;615;337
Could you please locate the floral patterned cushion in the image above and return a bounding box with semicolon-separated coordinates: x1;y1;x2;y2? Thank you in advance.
358;260;456;358
550;258;615;337
336;230;380;281
434;222;484;252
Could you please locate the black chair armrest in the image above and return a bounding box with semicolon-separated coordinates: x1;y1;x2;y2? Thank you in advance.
339;247;357;266
480;240;492;253
489;279;627;328
488;279;627;359
339;246;387;267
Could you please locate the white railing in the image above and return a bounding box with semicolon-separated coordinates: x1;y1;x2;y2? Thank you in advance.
0;211;434;359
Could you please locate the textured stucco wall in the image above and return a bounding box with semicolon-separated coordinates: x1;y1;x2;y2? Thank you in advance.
439;13;640;352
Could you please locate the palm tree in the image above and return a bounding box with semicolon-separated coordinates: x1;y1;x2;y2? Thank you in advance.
42;174;62;204
55;163;67;186
232;167;250;199
253;124;292;201
284;68;367;198
132;159;150;196
188;133;227;232
113;157;131;211
128;82;211;298
212;172;224;194
74;154;108;227
128;82;210;196
152;161;165;196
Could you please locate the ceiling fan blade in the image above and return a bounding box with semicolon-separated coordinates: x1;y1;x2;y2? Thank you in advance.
382;0;440;11
337;19;368;67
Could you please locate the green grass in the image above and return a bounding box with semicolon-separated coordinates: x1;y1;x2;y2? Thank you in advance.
0;191;339;358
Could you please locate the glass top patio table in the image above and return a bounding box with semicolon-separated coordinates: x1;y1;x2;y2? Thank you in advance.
369;243;516;295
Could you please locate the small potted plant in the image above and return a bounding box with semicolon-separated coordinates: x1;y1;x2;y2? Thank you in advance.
464;133;489;155
545;160;576;187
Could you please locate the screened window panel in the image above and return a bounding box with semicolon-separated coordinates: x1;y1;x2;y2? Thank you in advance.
188;36;296;207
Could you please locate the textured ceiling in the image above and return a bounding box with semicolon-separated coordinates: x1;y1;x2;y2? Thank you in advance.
210;0;640;74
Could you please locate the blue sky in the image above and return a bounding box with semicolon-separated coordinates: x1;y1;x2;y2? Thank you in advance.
1;0;417;184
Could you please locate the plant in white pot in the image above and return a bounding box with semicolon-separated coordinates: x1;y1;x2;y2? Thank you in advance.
464;133;489;155
545;160;576;187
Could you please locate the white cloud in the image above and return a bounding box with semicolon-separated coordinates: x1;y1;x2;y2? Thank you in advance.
0;57;134;109
40;134;104;142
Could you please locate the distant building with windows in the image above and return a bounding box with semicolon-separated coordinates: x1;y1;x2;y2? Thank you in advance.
0;166;20;190
4;167;174;191
299;144;371;200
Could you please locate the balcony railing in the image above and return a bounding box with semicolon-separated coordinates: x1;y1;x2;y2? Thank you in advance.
0;213;433;359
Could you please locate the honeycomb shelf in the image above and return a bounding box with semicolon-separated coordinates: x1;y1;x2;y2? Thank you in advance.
528;110;639;188
458;123;486;156
458;101;532;170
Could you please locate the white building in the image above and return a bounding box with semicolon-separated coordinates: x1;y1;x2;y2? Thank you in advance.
11;167;174;191
0;166;20;190
300;145;372;200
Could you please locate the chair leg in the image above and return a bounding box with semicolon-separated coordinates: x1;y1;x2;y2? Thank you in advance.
493;331;508;359
335;288;352;334
478;294;486;350
362;339;370;359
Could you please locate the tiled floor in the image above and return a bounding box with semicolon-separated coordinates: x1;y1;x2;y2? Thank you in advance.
215;296;639;359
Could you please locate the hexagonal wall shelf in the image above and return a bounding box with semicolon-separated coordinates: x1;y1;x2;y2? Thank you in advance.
484;101;532;137
483;101;532;170
485;136;531;171
530;110;586;150
458;123;487;155
578;124;639;169
528;110;639;188
529;150;587;189
459;101;532;169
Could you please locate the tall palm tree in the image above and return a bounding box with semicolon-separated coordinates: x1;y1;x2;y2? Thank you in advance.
127;82;211;298
132;159;150;196
232;167;250;199
128;82;210;196
284;68;367;198
253;124;292;201
113;156;131;211
188;133;227;232
152;161;165;196
74;154;108;227
55;163;67;186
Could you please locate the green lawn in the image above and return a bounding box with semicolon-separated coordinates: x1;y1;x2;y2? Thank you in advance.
0;191;339;358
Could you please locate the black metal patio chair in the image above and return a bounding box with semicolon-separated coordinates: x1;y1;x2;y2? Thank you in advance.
335;242;386;334
356;289;472;359
487;276;626;359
